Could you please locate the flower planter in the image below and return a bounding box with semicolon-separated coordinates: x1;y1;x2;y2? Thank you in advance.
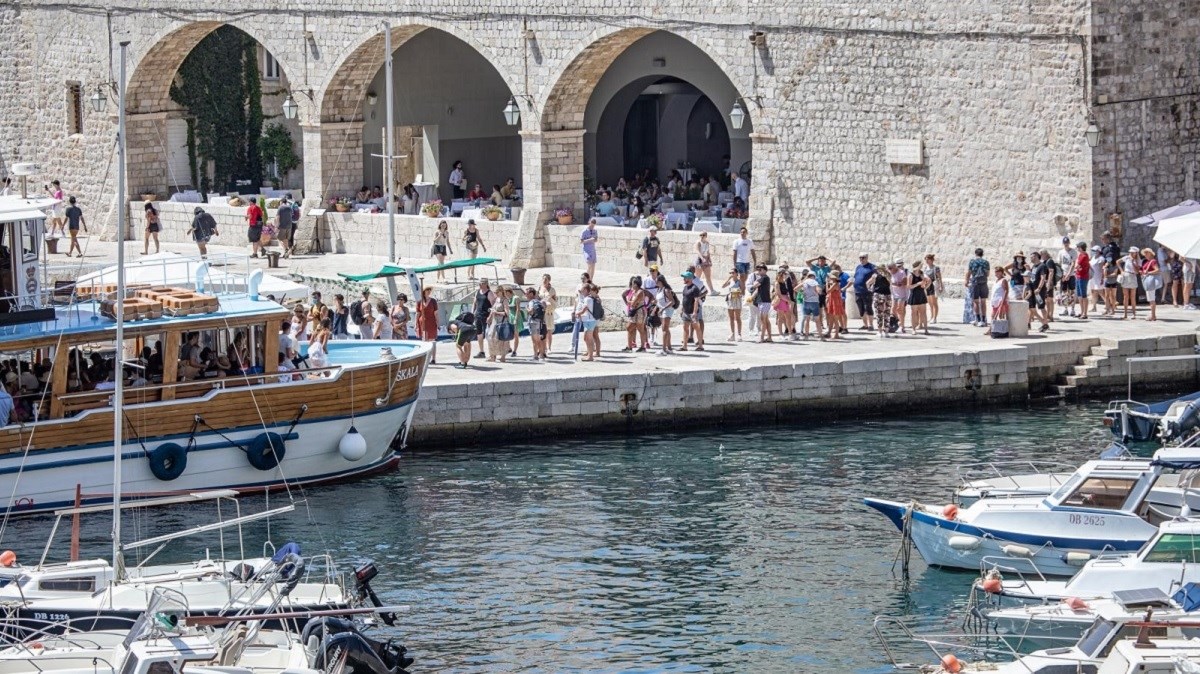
335;204;350;213
556;215;573;225
485;212;501;221
423;211;439;218
140;193;157;202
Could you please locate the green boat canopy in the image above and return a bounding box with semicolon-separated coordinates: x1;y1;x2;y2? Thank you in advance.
338;257;501;282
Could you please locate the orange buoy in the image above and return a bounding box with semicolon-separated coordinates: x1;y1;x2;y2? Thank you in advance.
0;550;16;567
942;504;959;520
982;577;1003;594
1064;596;1088;610
940;653;963;673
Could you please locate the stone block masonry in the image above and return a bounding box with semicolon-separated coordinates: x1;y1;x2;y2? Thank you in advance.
5;0;1193;281
406;332;1200;448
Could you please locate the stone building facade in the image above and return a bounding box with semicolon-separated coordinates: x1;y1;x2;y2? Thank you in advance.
0;0;1194;271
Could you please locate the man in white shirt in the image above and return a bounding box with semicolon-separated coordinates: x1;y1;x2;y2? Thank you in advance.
702;176;720;205
734;173;749;205
732;227;756;285
1056;236;1076;317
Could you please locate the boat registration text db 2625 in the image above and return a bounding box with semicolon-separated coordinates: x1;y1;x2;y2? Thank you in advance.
1069;514;1107;526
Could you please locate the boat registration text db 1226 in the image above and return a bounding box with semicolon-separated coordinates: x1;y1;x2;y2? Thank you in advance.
1068;514;1106;526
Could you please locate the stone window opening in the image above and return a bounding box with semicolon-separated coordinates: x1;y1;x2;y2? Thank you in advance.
261;49;281;81
65;81;83;135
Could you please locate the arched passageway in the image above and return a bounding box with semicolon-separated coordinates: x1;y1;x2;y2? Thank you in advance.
125;22;303;197
315;26;518;208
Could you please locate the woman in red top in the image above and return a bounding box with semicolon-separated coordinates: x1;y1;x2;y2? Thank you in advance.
1074;242;1091;320
415;286;440;363
1140;248;1161;321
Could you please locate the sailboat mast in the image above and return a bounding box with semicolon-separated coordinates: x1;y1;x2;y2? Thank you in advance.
111;41;129;577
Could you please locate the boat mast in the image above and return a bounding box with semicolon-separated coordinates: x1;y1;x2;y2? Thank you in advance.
111;40;129;579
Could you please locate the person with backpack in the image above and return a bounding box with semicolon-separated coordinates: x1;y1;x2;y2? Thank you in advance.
573;284;597;362
589;284;605;355
188;207;218;259
447;311;478;369
748;265;774;342
276;198;295;258
348;289;371;339
964;248;990;327
525;287;547;361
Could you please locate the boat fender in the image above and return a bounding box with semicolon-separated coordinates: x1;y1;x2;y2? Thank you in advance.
246;433;286;471
1063;596;1088;610
981;577;1003;594
940;654;963;673
1000;544;1034;558
0;551;15;567
339;425;368;462
1063;551;1093;566
941;504;959;520
947;535;981;551
147;443;188;481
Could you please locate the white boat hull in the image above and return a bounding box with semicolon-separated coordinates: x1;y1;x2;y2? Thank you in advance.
0;400;414;514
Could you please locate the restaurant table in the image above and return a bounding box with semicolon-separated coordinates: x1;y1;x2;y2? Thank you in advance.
412;182;437;205
693;219;722;234
664;212;690;230
678;168;695;183
591;217;622;227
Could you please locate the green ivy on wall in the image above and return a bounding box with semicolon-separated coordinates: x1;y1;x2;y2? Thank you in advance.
260;123;300;188
170;25;266;192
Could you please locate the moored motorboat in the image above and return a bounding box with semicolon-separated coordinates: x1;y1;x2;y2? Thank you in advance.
864;447;1200;575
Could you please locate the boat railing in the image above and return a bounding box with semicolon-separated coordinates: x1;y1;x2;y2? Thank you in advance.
872;615;1056;673
52;364;348;418
0;615;139;649
955;460;1078;486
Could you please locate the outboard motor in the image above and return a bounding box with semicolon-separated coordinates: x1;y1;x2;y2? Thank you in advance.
303;616;414;674
1164;401;1200;442
354;562;395;626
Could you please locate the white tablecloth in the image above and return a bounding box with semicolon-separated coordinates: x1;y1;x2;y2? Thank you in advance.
678;168;695;183
451;200;469;215
354;205;376;213
170;191;203;203
664;212;689;229
461;208;483;222
693;220;722;234
590;217;621;228
412;182;437;204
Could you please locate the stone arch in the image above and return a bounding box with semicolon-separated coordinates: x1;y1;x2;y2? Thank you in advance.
311;22;521;201
123;20;302;196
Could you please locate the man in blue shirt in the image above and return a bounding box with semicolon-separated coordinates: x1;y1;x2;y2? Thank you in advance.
852;253;876;330
595;192;617;218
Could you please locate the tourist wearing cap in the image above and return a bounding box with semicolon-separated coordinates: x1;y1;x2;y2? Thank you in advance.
853;253;876;331
721;266;744;341
682;267;708;350
1118;246;1140;319
806;255;833;328
639;227;664;269
581;218;600;279
1139;248;1161;321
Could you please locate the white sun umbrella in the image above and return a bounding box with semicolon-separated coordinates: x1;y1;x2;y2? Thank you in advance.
1152;211;1200;259
74;252;310;299
1132;200;1200;227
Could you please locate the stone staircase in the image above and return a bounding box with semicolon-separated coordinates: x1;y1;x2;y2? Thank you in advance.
1050;334;1199;400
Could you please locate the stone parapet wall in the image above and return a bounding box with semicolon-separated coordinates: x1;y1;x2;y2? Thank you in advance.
323;212;521;263
543;225;762;278
407;332;1200;446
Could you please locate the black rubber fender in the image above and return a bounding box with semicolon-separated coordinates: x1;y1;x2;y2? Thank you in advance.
247;432;286;471
148;443;187;481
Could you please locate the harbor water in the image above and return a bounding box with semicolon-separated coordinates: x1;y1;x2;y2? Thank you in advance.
0;402;1126;672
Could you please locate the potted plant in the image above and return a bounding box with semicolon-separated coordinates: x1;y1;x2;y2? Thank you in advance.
328;196;353;213
481;204;504;221
141;192;157;202
554;207;574;225
261;219;276;245
421;200;444;218
644;213;665;229
228;196;245;207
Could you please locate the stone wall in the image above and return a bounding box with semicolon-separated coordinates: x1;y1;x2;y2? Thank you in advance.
323;212;521;262
544;225;762;278
0;0;1144;278
1089;0;1200;243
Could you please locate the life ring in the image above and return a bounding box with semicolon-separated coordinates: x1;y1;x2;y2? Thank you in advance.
247;433;286;471
148;443;187;481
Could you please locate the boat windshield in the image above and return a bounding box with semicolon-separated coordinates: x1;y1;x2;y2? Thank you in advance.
1049;472;1085;503
1143;533;1200;563
1061;477;1140;510
1077;619;1117;657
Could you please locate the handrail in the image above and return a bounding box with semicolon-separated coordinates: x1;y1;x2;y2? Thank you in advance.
56;364;347;402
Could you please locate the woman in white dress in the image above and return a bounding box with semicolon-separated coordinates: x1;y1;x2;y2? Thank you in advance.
359;304;377;340
1118;246;1140;319
308;318;331;369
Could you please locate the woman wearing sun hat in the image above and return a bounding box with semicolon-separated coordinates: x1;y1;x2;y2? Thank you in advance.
1118;246;1141;319
1139;247;1162;321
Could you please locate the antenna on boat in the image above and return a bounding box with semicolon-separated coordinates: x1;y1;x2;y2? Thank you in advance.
111;40;130;581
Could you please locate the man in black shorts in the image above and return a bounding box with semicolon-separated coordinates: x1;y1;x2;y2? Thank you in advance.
1027;251;1050;332
63;196;87;258
448;311;477;369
